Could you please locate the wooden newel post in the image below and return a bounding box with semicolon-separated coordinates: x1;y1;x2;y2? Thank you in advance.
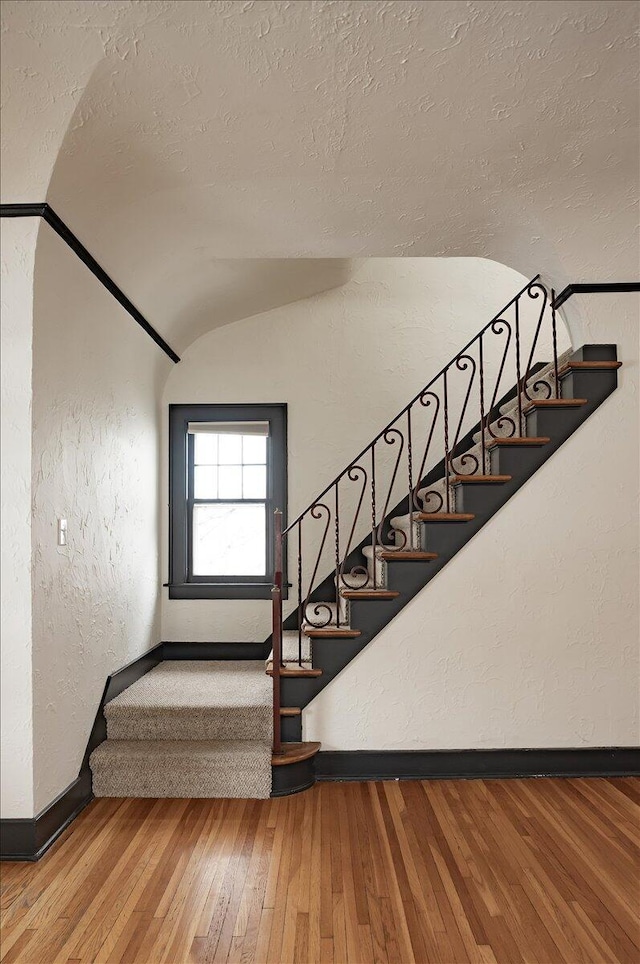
272;508;283;756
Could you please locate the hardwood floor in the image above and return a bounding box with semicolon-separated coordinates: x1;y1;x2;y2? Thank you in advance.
1;778;638;963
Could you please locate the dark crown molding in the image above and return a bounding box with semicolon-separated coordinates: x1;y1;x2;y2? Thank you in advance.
0;202;180;363
553;282;640;309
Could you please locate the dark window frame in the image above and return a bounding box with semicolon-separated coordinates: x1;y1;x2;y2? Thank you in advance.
168;403;287;599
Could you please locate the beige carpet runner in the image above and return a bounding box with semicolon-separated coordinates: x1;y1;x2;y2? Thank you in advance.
90;661;272;798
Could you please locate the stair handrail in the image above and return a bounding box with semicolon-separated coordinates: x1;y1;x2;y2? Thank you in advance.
272;275;561;690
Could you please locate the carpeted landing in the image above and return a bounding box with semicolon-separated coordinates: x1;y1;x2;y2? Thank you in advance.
90;661;273;799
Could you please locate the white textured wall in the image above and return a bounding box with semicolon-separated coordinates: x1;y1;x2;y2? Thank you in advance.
162;258;548;642
30;223;170;813
0;218;38;818
304;293;640;749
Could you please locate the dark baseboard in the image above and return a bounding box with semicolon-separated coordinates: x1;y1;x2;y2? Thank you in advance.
80;644;164;775
0;772;92;862
1;644;163;861
315;747;640;781
162;641;270;660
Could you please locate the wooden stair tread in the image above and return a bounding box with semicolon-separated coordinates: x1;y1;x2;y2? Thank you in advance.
272;742;321;766
450;474;512;484
418;512;475;522
559;360;622;372
486;436;550;449
340;590;400;600
280;707;302;716
266;662;322;678
523;398;587;413
378;550;438;561
305;628;361;638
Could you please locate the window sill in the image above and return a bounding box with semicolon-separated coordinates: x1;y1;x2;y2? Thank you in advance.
167;582;288;600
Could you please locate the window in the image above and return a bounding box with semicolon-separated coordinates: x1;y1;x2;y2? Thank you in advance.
168;404;287;599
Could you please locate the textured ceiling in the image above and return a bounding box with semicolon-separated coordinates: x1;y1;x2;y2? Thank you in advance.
2;0;638;351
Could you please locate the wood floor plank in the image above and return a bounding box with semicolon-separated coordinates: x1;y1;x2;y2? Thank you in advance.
1;777;637;964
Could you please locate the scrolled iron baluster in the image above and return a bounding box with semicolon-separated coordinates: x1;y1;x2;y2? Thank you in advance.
375;427;405;553
551;289;560;399
370;446;377;588
412;389;442;515
515;296;524;435
301;502;332;631
479;334;487;473
448;353;479;476
523;281;551;401
297;523;303;665
338;464;370;590
334;482;340;628
485;317;516;439
407;407;414;550
443;370;451;512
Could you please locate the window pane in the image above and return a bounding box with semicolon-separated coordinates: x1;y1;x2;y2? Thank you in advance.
243;465;267;498
192;504;266;575
194;433;217;465
194;465;218;499
218;465;242;498
218;434;242;464
242;435;267;464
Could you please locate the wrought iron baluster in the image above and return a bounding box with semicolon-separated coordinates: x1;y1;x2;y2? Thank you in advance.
338;465;369;590
515;296;523;435
371;446;377;588
486;318;515;440
302;503;332;633
407;407;414;549
297;522;303;666
523;282;550;401
413;390;442;515
443;369;451;512
448;354;479;476
551;289;560;399
375;428;405;553
479;334;486;473
334;483;340;628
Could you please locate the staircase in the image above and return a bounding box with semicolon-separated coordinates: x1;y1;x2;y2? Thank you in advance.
268;278;623;794
91;661;273;798
90;276;623;799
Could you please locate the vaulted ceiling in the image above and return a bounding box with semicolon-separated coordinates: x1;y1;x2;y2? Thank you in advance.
2;1;638;351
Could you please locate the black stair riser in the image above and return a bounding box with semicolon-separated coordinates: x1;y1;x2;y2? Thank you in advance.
572;344;617;362
559;369;619;408
281;716;302;742
489;444;550;477
420;520;478;556
384;559;440;595
525;404;594;443
311;635;372;675
453;481;513;517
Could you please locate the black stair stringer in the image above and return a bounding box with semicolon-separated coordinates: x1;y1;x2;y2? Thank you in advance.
278;347;621;712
